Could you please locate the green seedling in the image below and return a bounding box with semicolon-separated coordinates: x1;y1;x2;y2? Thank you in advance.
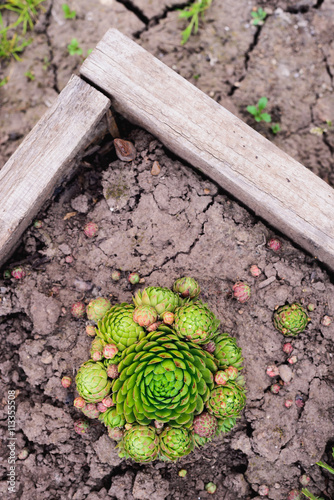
42;55;50;69
24;70;34;80
251;7;267;26
0;76;9;86
0;0;46;35
302;447;334;500
247;97;272;123
67;38;82;56
62;3;76;19
271;123;281;134
178;0;212;45
0;29;32;60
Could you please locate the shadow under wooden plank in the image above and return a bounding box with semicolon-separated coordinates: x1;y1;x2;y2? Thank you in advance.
0;75;110;268
80;28;334;272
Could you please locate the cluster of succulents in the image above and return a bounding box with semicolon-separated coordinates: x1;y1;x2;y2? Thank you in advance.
74;277;246;463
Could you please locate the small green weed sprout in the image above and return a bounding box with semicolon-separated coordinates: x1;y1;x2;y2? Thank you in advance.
247;97;271;123
271;123;281;134
67;38;82;56
62;3;76;20
24;70;35;80
251;7;267;26
247;97;281;134
0;0;46;35
0;28;32;61
302;447;334;500
0;76;9;86
178;0;212;45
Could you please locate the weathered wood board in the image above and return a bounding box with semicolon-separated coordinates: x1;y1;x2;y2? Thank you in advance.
0;75;110;268
81;29;334;271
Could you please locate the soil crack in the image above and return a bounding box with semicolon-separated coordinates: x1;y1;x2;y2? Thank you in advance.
44;0;60;94
228;18;268;97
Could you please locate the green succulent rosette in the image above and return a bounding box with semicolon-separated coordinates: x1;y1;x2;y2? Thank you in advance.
90;337;106;361
174;302;220;344
206;381;246;419
273;303;310;336
173;277;201;299
86;297;112;323
112;327;217;425
159;426;194;461
96;303;146;355
99;407;126;428
118;425;159;463
76;360;111;403
213;333;244;369
133;287;180;316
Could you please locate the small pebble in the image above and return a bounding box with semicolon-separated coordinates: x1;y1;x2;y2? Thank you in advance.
151;160;161;176
279;365;293;383
40;351;53;364
114;138;136;161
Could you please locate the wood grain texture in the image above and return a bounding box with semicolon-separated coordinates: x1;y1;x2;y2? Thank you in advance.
0;75;110;267
80;29;334;270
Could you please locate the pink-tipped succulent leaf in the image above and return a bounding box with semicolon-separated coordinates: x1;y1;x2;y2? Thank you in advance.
74;419;90;434
267;238;282;252
84;222;98;238
128;272;140;285
162;311;175;325
61;376;72;388
74;397;86;409
86;297;112;323
250;265;261;277
193;412;218;438
133;305;157;327
103;344;118;359
71;302;86;319
11;267;26;279
215;371;229;386
232;282;251;303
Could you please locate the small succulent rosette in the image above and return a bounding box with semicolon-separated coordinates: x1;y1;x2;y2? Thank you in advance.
74;278;246;463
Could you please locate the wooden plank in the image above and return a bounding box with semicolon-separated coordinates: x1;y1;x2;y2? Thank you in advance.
0;75;110;268
81;29;334;270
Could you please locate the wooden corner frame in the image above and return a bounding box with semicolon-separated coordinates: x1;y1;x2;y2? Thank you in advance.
1;30;334;271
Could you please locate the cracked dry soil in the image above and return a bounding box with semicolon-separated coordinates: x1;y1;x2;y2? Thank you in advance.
1;126;334;500
1;0;334;499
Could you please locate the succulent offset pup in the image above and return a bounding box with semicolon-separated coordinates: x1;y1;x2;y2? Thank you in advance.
74;277;246;463
273;303;310;336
